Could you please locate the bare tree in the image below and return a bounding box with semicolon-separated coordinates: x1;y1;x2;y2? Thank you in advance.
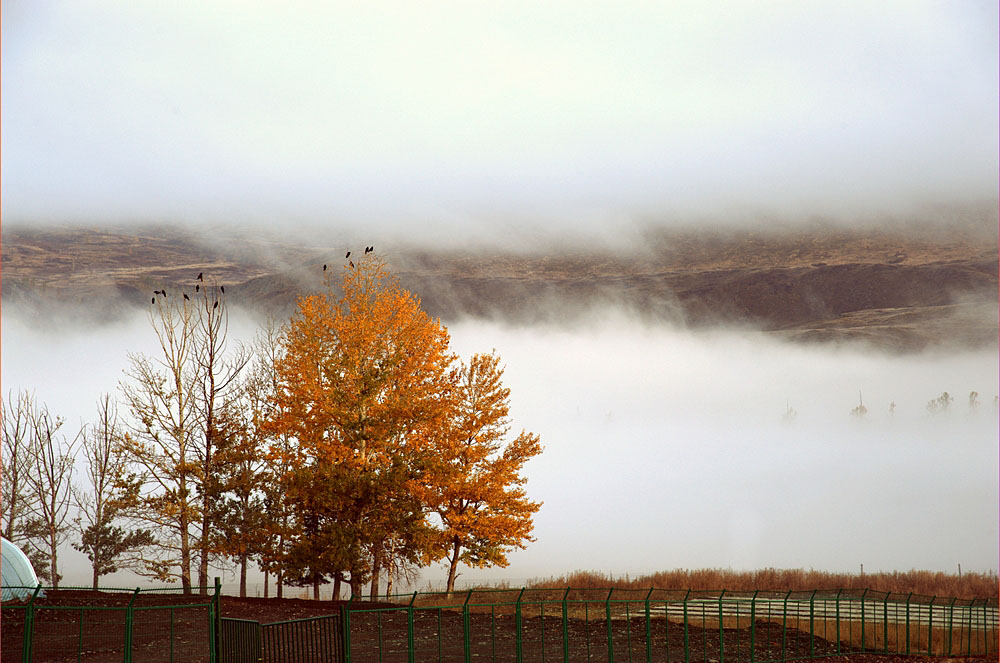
2;390;40;544
73;395;154;588
191;283;251;593
24;403;80;587
118;296;202;592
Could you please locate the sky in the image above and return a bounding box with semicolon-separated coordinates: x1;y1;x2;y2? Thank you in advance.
2;1;998;236
1;2;998;591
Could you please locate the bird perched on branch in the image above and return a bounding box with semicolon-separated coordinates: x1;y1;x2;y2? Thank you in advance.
349;260;354;268
323;264;327;271
197;272;203;281
213;301;219;309
220;286;225;294
196;284;200;292
183;293;190;301
345;251;351;259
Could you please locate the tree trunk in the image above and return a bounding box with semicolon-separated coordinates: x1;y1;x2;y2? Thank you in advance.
49;532;59;589
264;572;269;598
349;573;362;600
446;539;462;593
369;546;382;600
332;573;342;601
313;577;320;600
180;511;192;594
240;557;248;598
277;570;283;599
92;564;100;590
198;550;208;594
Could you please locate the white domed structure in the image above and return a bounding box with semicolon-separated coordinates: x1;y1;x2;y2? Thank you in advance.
2;537;42;601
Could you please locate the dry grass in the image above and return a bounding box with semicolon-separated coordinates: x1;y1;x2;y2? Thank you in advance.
528;568;999;599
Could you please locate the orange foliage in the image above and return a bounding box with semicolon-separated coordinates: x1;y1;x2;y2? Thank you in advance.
420;353;543;592
267;256;543;598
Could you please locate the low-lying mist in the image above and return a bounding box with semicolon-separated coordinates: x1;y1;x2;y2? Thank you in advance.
2;304;996;588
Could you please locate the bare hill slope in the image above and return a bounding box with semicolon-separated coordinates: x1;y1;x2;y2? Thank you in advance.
3;224;996;351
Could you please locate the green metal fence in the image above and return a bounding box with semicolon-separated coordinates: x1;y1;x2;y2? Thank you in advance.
342;588;999;663
1;580;221;663
3;584;996;662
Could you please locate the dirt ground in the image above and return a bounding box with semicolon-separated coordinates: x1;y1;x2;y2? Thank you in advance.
3;590;993;663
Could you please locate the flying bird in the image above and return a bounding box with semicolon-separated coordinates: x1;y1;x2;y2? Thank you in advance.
345;251;351;259
197;272;203;281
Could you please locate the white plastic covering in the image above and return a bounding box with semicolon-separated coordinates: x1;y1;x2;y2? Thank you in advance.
2;537;42;601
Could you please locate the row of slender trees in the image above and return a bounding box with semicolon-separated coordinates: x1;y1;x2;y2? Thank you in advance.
2;253;542;597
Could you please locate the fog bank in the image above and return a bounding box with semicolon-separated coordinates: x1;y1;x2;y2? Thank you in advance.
3;305;995;588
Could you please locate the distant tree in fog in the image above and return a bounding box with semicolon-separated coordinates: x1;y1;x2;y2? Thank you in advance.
850;392;868;418
926;391;953;413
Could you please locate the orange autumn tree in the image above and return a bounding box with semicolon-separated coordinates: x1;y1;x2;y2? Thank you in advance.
424;352;543;593
269;254;455;599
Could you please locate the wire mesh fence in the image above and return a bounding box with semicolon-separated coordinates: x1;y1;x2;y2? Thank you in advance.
1;582;220;663
3;584;996;662
342;587;999;663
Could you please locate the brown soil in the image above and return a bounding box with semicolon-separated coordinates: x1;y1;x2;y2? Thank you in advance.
2;223;996;352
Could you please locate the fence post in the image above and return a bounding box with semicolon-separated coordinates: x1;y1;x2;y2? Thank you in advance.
515;588;525;663
407;591;417;663
212;577;221;663
718;589;726;663
781;590;790;663
860;588;868;652
645;588;654;663
966;598;973;657
944;597;955;656
682;589;691;663
905;592;912;655
124;587;140;663
834;589;841;654
750;590;758;663
22;584;42;663
606;588;615;663
463;589;472;663
808;590;816;658
341;602;353;663
928;596;935;657
563;587;571;663
882;593;888;654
